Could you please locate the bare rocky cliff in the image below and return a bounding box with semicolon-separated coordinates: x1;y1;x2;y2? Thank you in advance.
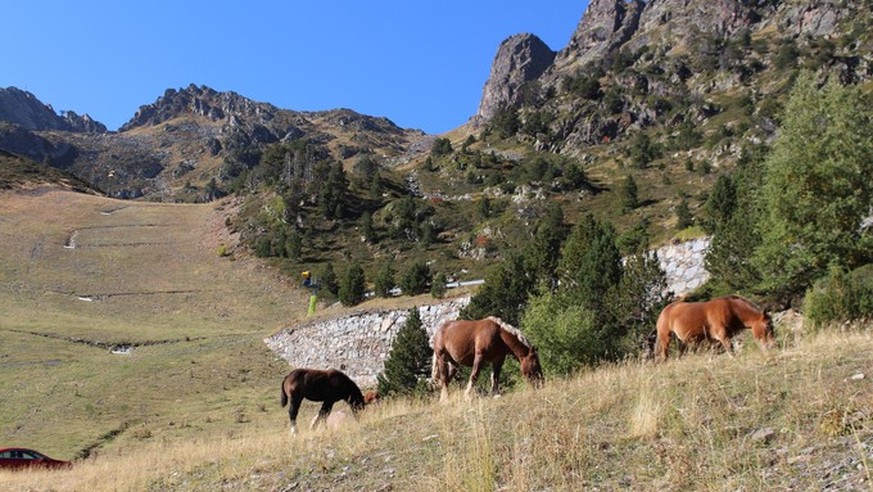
475;33;556;122
476;0;871;129
0;87;106;133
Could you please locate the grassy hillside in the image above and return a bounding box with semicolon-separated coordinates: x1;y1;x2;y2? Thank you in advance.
0;189;311;460
0;150;93;192
2;326;870;491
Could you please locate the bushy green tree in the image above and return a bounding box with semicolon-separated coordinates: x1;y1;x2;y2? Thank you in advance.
431;138;453;157
359;212;376;243
374;262;395;298
461;253;531;326
704;149;766;293
753;74;873;298
318;262;338;297
491;104;520;138
377;309;433;397
522;203;567;290
522;291;601;375
557;214;621;315
431;272;447;299
629;132;660;168
703;174;737;233
400;261;431;296
317;161;349;220
803;264;873;327
676;195;694;230
338;263;366;306
621;175;639;212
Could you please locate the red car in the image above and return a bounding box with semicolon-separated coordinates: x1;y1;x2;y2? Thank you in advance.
0;447;71;470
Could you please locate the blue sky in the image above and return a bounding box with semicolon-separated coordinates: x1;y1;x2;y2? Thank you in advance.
2;1;588;134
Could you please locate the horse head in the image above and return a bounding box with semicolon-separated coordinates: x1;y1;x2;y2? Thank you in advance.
520;347;544;388
363;390;380;405
750;312;776;350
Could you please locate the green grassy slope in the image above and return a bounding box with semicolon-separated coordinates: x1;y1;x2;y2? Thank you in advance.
0;189;309;459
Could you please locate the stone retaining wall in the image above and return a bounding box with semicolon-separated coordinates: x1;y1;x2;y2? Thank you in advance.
656;237;711;296
265;297;470;388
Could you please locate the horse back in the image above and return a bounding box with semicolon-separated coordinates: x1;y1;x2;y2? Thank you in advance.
283;368;355;402
435;319;503;365
669;298;743;339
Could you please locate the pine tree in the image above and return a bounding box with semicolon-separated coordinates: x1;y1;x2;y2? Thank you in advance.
400;261;431;296
431;272;447;299
676;195;694;230
621;175;639;212
318;262;338;297
338;263;366;306
377;309;433;397
374;262;395;298
461;253;531;326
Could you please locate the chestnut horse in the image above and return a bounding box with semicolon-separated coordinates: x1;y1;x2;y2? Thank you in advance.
432;316;544;400
655;295;775;360
280;368;375;434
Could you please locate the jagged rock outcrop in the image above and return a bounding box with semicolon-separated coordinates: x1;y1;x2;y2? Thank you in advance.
475;33;556;122
476;0;868;136
552;0;645;73
0;87;106;133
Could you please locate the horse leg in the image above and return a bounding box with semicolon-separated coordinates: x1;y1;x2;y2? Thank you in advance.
715;332;734;356
465;353;484;400
656;329;671;361
490;359;504;397
437;356;451;402
288;395;304;435
312;401;334;430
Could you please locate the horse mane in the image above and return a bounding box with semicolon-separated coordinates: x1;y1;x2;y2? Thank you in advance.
725;295;764;313
486;316;532;349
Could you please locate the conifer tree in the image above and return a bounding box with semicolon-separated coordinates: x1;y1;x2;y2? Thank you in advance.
374;262;395;298
338;263;366;306
377;308;433;397
621;175;639;212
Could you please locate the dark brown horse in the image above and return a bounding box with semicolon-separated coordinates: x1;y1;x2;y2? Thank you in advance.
655;295;775;360
432;316;544;400
280;368;372;434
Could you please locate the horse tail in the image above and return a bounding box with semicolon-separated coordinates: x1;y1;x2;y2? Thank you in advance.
280;378;288;408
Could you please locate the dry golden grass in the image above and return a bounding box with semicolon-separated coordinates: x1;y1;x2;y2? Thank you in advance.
3;328;869;491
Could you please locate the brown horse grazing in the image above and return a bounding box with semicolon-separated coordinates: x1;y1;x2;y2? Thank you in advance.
280;368;369;434
655;295;775;360
432;316;544;400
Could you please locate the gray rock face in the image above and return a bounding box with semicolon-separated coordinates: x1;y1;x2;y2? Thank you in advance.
0;87;106;133
475;33;556;122
552;0;645;73
119;84;274;131
476;0;860;128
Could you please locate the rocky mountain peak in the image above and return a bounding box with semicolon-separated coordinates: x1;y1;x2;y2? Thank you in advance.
552;0;644;72
119;83;280;131
475;33;556;123
0;87;106;133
